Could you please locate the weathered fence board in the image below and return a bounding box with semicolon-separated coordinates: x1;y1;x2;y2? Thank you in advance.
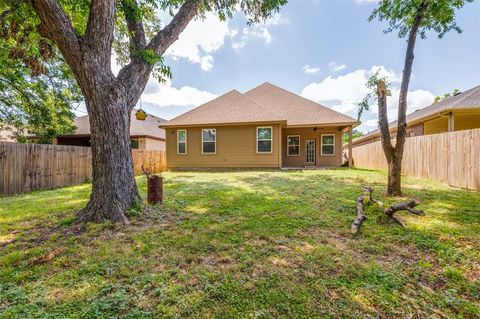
0;142;166;195
352;128;480;190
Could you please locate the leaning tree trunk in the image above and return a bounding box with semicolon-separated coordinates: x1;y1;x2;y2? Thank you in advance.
386;153;402;196
77;85;140;224
377;10;424;197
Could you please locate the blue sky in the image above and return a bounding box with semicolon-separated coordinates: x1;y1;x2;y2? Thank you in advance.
112;0;479;132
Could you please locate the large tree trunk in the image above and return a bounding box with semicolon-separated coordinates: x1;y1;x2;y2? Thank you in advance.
377;10;424;196
31;0;200;224
76;84;139;224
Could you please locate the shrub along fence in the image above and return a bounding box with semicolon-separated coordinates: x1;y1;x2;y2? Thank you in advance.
0;142;166;195
352;128;480;190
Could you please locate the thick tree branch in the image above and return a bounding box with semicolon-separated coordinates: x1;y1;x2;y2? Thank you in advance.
121;0;147;57
384;199;424;227
117;0;202;108
350;187;424;233
146;0;201;55
84;0;116;66
377;80;394;161
351;186;383;234
30;0;81;69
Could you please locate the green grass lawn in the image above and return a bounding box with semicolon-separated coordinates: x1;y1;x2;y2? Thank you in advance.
1;169;479;318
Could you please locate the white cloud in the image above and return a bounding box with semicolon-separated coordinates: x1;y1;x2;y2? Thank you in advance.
165;13;233;71
165;12;288;69
363;119;379;127
301;65;435;132
329;61;347;72
262;13;290;26
231;13;288;50
141;78;217;107
302;65;320;74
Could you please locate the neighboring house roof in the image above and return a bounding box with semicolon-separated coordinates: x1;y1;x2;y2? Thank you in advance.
353;84;480;144
59;109;167;140
160;82;358;128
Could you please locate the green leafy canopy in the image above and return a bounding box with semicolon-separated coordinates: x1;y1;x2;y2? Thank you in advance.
358;0;473;121
0;3;81;143
370;0;474;39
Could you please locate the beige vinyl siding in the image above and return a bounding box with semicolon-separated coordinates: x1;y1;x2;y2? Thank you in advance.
454;113;480;131
166;124;281;168
424;112;480;135
282;127;343;167
424;117;449;135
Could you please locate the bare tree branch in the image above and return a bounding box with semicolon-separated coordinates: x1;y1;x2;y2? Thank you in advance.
117;0;202;108
376;80;394;160
120;0;147;57
146;0;201;55
30;0;81;67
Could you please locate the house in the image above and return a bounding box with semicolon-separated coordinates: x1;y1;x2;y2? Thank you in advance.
352;85;480;147
159;82;359;169
55;110;167;150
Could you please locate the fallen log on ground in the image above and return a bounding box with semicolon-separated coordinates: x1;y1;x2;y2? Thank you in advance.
351;187;424;234
351;187;382;234
384;199;424;227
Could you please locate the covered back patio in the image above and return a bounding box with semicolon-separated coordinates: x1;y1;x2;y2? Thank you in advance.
280;125;354;168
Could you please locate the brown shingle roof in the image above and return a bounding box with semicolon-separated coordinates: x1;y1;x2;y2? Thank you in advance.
352;84;480;144
161;83;357;127
400;85;480;125
159;89;286;127
244;82;357;126
60;110;166;139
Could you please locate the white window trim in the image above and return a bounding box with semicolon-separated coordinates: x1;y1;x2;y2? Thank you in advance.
201;128;216;155
177;129;187;155
287;135;300;156
321;134;335;156
256;126;273;153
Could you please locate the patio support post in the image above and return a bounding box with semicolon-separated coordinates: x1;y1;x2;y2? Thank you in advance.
448;112;455;132
278;125;283;168
348;125;353;167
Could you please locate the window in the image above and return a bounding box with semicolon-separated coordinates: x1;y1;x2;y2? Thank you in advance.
130;139;139;149
287;135;300;156
177;129;187;154
321;134;335;155
202;129;216;154
256;127;272;153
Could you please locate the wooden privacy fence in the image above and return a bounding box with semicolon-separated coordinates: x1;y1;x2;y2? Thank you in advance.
352;128;480;190
0;142;166;195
